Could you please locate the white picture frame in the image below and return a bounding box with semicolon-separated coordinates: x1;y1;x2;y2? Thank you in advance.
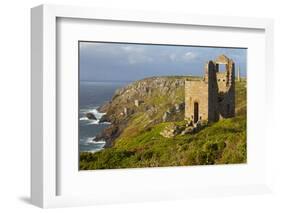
31;4;274;208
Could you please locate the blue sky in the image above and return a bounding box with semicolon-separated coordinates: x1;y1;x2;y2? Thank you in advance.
79;42;247;82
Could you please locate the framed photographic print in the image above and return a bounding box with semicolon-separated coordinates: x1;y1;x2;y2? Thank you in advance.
31;4;274;208
78;42;247;170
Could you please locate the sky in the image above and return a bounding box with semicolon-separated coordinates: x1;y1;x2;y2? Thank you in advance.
79;42;247;82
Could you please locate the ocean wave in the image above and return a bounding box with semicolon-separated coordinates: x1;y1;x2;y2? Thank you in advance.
79;117;89;121
89;108;106;120
83;137;106;153
79;107;110;125
87;120;100;125
99;121;111;125
79;117;106;125
89;140;106;145
86;137;106;144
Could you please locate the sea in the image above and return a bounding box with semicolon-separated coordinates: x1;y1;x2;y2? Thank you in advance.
79;81;129;153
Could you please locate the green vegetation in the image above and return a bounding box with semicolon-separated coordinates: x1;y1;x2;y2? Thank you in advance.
80;80;247;170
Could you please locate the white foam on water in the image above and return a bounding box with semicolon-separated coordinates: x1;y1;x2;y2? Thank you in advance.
85;137;95;144
88;120;100;125
86;149;103;153
92;140;106;145
86;137;106;145
99;121;111;125
79;107;109;125
79;117;89;121
89;108;106;120
79;108;109;152
84;137;106;153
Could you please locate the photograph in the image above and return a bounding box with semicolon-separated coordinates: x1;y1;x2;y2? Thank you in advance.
78;41;247;170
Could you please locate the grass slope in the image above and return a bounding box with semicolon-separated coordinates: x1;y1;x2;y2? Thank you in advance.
80;80;247;170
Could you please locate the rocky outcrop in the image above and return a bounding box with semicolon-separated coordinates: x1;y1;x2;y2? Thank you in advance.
162;102;185;122
160;119;208;138
162;111;170;122
86;112;96;120
95;76;186;147
175;102;185;112
94;125;119;147
160;124;183;138
181;126;194;135
99;114;110;123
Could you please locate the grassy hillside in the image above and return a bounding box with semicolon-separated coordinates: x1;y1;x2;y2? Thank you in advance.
80;79;247;170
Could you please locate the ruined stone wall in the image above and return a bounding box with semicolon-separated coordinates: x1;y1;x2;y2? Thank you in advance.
207;61;219;122
215;58;235;118
216;72;229;92
185;80;209;122
217;86;235;118
184;55;235;123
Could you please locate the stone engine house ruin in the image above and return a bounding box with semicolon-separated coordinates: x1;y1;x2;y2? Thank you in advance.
185;55;235;123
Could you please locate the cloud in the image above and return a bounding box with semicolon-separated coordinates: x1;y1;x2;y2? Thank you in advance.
121;45;144;53
168;51;198;63
128;55;153;65
80;42;104;50
169;53;177;62
181;52;197;62
120;45;153;65
79;42;247;81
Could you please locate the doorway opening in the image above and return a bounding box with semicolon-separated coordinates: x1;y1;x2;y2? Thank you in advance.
194;102;199;123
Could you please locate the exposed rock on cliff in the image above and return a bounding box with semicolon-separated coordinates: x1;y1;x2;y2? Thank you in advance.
86;112;97;120
95;76;186;146
160;123;183;138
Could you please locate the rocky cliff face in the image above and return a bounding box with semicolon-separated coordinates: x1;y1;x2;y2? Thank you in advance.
95;76;186;147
